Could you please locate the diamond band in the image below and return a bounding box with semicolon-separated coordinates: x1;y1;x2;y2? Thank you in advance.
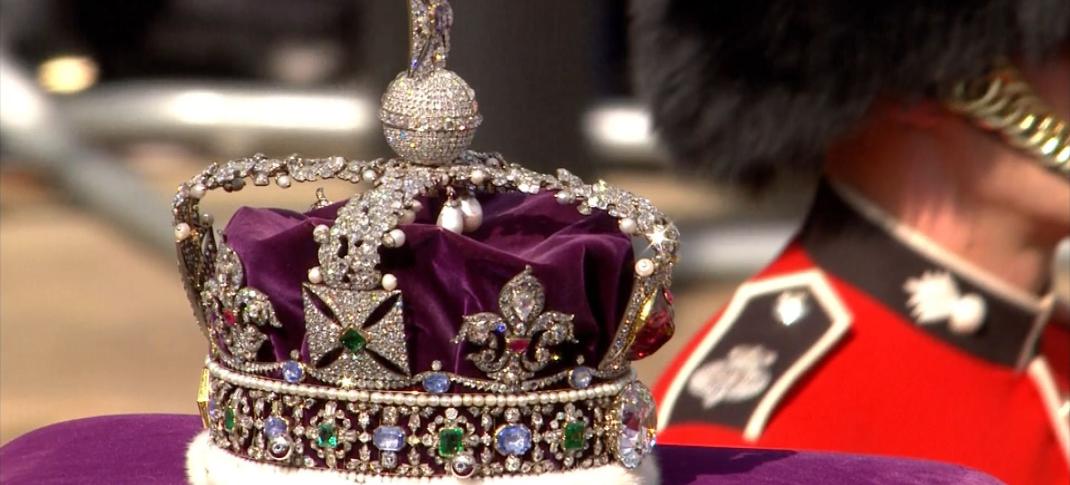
205;362;653;477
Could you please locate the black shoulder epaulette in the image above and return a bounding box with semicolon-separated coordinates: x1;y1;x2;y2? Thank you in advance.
659;270;852;441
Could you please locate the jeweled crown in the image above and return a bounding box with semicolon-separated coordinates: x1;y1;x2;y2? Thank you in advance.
174;1;678;479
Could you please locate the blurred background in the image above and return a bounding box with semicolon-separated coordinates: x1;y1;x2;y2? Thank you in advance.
0;1;1065;445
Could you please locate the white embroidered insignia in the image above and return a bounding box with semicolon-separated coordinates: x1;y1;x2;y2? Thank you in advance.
773;291;809;326
904;270;986;335
686;344;778;409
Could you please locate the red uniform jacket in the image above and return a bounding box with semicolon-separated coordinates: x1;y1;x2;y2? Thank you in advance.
656;184;1070;485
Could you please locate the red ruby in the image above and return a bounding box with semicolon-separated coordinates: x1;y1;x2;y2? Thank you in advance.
507;338;530;353
627;288;675;360
223;309;237;326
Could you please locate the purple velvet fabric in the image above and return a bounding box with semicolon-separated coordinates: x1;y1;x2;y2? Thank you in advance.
0;415;1002;484
223;191;635;379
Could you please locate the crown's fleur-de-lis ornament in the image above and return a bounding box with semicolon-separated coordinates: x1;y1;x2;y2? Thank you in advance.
453;267;577;389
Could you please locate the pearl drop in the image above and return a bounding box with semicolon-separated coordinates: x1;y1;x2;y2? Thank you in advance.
619;217;637;234
362;169;378;182
459;197;483;232
469;169;487;185
308;266;324;284
276;175;292;188
437;203;465;234
381;273;398;291
411;200;424;213
383;228;406;248
635;258;655;276
189;184;206;200
555;191;574;205
199;213;214;225
399;209;416;224
174;223;191;242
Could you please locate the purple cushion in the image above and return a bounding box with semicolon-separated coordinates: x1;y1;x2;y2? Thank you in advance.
0;415;1000;484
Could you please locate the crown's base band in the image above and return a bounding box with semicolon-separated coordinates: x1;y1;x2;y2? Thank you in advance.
204;362;656;478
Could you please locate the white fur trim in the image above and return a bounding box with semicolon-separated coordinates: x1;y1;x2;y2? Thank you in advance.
186;431;660;485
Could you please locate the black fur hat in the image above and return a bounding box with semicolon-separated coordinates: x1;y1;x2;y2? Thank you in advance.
630;0;1070;188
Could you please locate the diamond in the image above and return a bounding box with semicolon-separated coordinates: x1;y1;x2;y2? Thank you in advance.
438;427;465;457
373;426;406;452
281;361;304;383
267;436;292;460
339;328;367;354
422;372;450;393
512;291;537;322
223;407;235;431
264;416;287;439
569;366;593;389
563;422;586;451
317;422;339;449
495;424;532;456
615;382;657;468
627;288;675;360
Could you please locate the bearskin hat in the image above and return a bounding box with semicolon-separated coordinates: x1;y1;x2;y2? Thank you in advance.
630;0;1070;188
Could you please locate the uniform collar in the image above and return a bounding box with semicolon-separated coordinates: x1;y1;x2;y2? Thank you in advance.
800;180;1053;369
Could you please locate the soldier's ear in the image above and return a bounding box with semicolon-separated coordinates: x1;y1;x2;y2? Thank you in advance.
885;99;946;131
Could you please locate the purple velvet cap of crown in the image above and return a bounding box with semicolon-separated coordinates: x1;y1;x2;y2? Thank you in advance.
223;191;634;381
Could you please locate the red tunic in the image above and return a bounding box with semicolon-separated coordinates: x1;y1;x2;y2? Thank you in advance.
655;184;1070;485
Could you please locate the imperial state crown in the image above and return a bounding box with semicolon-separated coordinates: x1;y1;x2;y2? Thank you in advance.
173;1;679;482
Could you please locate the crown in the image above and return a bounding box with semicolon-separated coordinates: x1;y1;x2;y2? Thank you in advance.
174;1;678;481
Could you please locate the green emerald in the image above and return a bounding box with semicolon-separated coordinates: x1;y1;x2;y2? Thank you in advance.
317;422;338;449
223;407;235;431
339;328;367;354
563;421;586;451
437;427;464;457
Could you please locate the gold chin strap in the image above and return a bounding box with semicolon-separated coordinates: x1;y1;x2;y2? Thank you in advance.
946;65;1070;177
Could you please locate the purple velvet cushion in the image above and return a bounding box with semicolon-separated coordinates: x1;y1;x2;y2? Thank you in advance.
223;191;635;377
0;415;1002;484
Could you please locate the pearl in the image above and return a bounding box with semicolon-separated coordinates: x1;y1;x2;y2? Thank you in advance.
399;209;416;224
308;266;324;284
437;203;465;234
473;395;485;406
411;200;424;213
619;218;637;235
199;213;214;225
383;228;406;248
362;169;378;182
635;258;655;277
381;274;398;291
451;395;463;406
555;191;574;205
276;175;292;188
469;169;486;185
484;395;497;406
313;224;331;242
949;293;986;335
174;223;192;242
189;184;207;200
458;196;483;232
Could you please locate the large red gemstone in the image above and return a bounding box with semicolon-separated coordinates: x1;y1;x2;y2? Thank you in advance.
627;288;675;360
222;309;237;326
507;337;530;354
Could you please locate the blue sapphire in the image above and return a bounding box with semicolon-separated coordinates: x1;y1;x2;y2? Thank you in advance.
281;361;304;383
422;372;450;393
264;416;287;439
495;322;508;333
495;424;532;456
569;366;594;389
373;426;406;452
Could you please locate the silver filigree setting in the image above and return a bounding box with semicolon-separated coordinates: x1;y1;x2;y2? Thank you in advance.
453;267;576;389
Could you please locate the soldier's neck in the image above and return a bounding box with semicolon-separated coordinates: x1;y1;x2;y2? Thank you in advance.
824;106;1068;297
